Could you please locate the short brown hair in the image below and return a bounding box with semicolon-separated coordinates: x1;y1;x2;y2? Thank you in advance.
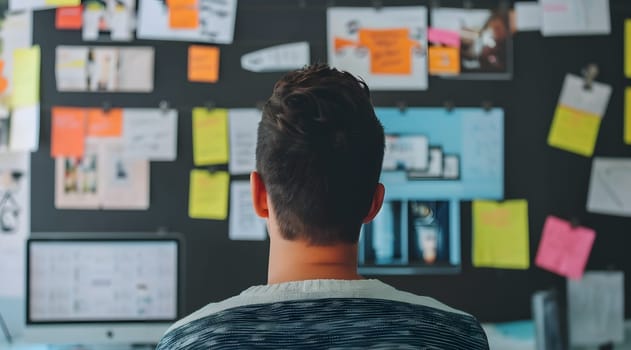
256;64;385;245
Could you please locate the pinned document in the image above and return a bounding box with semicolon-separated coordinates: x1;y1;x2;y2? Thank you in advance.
9;105;40;152
514;2;541;32
122;108;178;161
228;109;260;175
193;107;229;166
241;42;310;73
473;200;530;270
541;0;611;36
51;107;86;157
625;88;631;145
188;45;219;83
568;271;625;346
229;181;267;241
189;169;229;220
547;74;611;157
586;157;631;217
534;216;595;279
626;20;631;79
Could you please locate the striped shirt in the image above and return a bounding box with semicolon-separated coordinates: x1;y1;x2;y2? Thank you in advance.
157;279;489;349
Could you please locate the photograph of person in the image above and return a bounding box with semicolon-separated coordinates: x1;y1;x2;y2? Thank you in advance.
408;200;451;265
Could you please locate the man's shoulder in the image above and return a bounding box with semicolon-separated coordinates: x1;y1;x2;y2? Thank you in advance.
157;280;488;349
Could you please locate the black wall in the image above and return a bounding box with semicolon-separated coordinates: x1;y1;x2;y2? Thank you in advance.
31;0;631;322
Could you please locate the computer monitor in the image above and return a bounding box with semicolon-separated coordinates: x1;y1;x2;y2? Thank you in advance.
24;234;181;345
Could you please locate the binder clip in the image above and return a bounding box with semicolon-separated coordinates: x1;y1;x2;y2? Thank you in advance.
206;165;222;174
373;0;383;11
102;101;112;113
482;101;493;112
569;217;580;228
159;100;170;113
581;63;599;90
395;101;407;114
205;101;216;111
431;0;441;9
463;0;473;9
444;100;455;113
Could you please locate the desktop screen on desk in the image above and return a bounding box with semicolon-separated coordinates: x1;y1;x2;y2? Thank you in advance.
27;240;178;323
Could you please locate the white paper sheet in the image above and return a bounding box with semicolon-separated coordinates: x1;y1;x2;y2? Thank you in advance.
541;0;611;36
137;0;238;44
559;74;612;117
229;181;267;241
82;0;136;42
515;2;542;32
0;151;30;297
55;138;150;210
229;109;260;175
9;0;77;11
122;109;178;161
567;271;625;346
586;158;631;217
327;6;428;91
241;42;310;73
9;104;39;152
55;46;89;91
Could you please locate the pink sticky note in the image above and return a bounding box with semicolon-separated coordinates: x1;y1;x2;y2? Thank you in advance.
428;28;461;47
535;216;596;279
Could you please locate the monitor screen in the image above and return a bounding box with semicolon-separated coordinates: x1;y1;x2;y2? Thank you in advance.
27;239;179;324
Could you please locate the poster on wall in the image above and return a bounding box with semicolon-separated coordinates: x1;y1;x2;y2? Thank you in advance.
430;7;512;79
327;6;428;91
137;0;238;44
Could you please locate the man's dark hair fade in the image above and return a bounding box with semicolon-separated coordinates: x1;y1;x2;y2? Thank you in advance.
256;64;385;245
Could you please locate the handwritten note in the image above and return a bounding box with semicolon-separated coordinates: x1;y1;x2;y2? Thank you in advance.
428;46;460;75
473;200;530;269
12;46;40;108
626;88;631;145
229;181;267;240
193;107;229;166
189;170;229;220
229;109;261;174
122;109;178;161
51;107;86;157
568;271;625;346
188;45;220;83
169;6;199;29
357;28;417;75
534;216;595;279
56;6;83;30
548;105;601;157
87;108;123;137
428;27;460;47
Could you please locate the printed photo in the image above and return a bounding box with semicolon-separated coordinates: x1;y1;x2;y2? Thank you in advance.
431;7;512;78
407;201;451;265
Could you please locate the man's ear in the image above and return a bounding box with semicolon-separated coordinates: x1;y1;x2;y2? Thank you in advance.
362;183;385;224
250;171;269;218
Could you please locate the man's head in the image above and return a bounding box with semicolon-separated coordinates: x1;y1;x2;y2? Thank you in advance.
252;64;385;246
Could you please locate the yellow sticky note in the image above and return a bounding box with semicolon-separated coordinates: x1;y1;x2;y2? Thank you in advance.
11;46;40;108
45;0;80;5
189;170;229;220
626;88;631;145
473;200;530;270
193;107;229;166
626;20;631;78
548;105;601;157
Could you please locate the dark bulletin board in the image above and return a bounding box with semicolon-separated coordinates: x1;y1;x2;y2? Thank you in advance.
30;0;631;323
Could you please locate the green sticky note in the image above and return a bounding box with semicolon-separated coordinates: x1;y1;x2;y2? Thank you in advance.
11;46;40;108
192;107;229;166
189;170;229;220
473;199;530;270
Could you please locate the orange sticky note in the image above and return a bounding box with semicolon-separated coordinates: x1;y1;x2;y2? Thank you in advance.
86;108;123;137
358;28;418;75
56;6;83;30
0;60;8;94
51;107;86;157
429;46;460;75
188;45;220;83
167;0;197;6
169;7;199;29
